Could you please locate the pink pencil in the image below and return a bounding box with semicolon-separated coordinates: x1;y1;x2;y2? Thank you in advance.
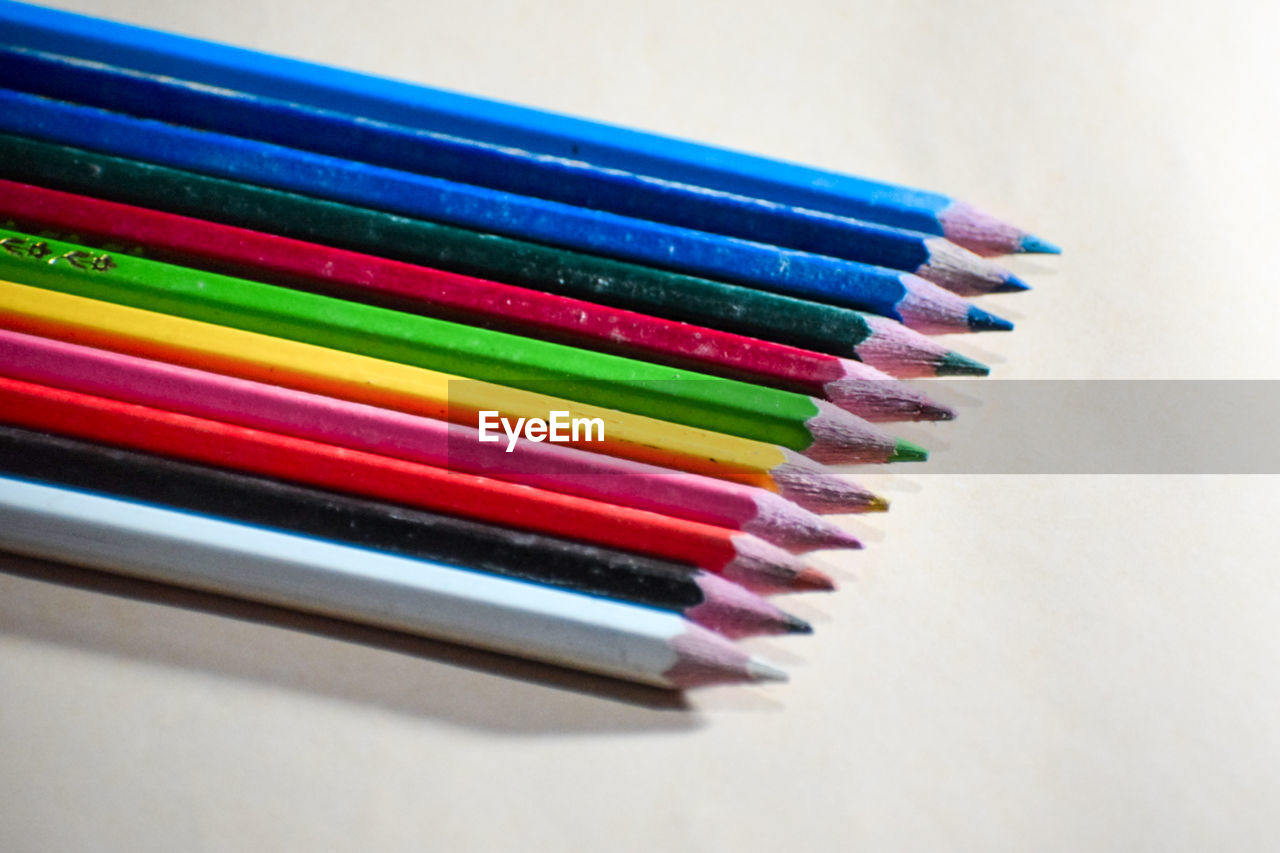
0;328;877;551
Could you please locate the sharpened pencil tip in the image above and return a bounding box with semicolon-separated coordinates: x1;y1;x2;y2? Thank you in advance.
889;437;928;463
1018;233;1062;254
991;275;1031;293
966;305;1014;332
867;495;891;512
793;567;837;592
936;350;990;377
834;529;864;550
783;613;814;635
747;658;790;683
920;402;957;421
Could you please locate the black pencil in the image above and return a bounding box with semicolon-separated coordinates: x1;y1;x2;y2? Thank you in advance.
0;423;812;639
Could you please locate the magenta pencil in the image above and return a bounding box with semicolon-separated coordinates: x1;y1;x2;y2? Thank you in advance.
0;328;876;550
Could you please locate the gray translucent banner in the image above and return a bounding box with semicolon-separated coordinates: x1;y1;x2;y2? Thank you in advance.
885;380;1280;474
442;379;1280;475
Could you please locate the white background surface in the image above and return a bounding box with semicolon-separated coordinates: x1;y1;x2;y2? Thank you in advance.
2;1;1279;850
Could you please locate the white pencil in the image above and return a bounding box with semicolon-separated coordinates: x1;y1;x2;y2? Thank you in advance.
0;476;788;689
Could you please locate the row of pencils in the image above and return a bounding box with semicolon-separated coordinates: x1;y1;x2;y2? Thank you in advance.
0;1;1055;690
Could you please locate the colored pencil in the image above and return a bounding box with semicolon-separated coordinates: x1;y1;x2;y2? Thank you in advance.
0;475;788;689
0;0;1056;257
0;423;810;639
0;281;864;494
0;89;1010;334
0;227;923;465
0;328;870;549
0;179;958;422
0;376;835;593
0;132;987;377
0;46;1024;297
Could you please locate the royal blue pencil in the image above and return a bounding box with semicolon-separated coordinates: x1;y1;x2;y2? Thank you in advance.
0;46;1024;297
0;0;1057;258
0;88;1011;333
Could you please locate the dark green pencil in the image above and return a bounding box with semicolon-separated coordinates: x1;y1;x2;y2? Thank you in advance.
0;132;979;379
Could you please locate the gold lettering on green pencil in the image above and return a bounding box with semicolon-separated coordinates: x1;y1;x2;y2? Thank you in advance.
1;236;114;270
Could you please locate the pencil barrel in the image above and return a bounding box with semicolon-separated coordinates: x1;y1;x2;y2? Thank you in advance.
0;132;882;358
0;475;736;688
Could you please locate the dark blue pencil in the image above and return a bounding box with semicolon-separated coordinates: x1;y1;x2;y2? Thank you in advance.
0;46;1024;297
0;0;1056;258
0;88;1011;334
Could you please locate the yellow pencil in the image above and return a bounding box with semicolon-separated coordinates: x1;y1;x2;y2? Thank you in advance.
0;279;837;491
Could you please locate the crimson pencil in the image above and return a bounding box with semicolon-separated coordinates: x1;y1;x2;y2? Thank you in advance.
0;179;965;417
0;376;836;593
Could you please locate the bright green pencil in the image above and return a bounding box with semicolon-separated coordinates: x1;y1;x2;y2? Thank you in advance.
0;228;925;464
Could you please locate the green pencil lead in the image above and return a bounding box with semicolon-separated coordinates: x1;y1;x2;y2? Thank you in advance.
889;438;928;463
935;351;990;377
784;614;815;635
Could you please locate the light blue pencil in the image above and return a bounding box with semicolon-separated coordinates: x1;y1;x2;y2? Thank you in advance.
0;44;1025;296
0;0;1058;257
0;474;788;689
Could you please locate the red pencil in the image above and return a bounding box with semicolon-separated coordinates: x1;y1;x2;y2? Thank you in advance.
0;179;969;420
0;375;837;593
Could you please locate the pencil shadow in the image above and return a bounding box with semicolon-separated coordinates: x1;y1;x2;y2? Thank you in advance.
924;382;987;413
888;422;954;454
0;552;714;735
1003;256;1061;277
935;335;1008;367
838;515;886;544
978;300;1027;324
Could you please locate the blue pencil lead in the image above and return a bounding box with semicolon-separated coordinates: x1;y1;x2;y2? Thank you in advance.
991;275;1031;294
966;305;1014;332
1018;233;1062;255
